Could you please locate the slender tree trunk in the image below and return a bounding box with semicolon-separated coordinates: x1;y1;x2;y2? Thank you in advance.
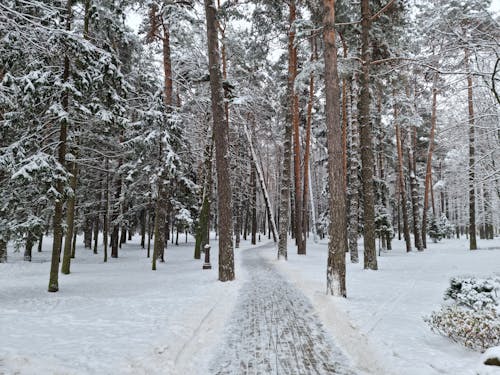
324;0;347;296
0;239;6;263
251;164;257;245
407;127;423;251
291;25;305;254
348;76;360;263
243;121;278;242
465;47;477;250
195;138;213;259
48;0;72;292
303;36;315;247
103;158;109;263
278;1;296;260
422;74;438;249
24;234;34;261
204;0;234;281
395;96;412;252
359;0;377;270
140;209;146;249
38;234;43;253
61;161;77;274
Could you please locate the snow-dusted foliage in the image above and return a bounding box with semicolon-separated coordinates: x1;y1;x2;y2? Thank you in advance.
426;276;500;351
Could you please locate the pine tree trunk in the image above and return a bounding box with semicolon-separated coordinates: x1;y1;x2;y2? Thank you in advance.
395;97;412;252
278;1;296;260
37;234;43;253
61;161;77;274
324;0;347;296
103;158;109;263
422;74;438;249
93;210;99;254
243;122;278;242
24;233;34;261
302;36;315;248
251;164;257;245
204;0;234;281
140;209;146;249
48;0;72;292
194;139;213;259
348;76;360;263
465;47;477;250
0;239;6;263
359;0;377;270
407;127;423;251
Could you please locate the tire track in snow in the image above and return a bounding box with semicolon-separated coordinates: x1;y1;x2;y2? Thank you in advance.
211;245;355;375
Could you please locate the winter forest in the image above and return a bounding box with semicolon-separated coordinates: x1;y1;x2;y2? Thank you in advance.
1;0;500;374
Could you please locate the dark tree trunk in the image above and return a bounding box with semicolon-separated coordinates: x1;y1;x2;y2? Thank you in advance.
324;0;347;296
348;76;360;263
204;0;234;281
48;0;72;292
465;47;477;250
62;161;77;274
251;164;257;245
278;1;297;261
359;0;377;270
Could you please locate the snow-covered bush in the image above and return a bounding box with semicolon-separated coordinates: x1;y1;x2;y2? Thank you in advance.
428;216;443;243
438;214;455;239
426;276;500;351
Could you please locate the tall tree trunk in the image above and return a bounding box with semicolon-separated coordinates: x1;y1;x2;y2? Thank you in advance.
103;158;109;263
48;0;72;292
422;74;438;249
278;1;296;260
303;36;316;247
465;47;477;250
291;24;305;254
395;95;412;252
243;121;278;242
194;138;213;259
348;76;360;263
61;161;77;274
204;0;234;281
324;0;347;296
359;0;377;269
251;164;257;245
0;239;6;263
407;127;423;251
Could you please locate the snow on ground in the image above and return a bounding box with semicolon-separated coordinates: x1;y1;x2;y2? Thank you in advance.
0;234;248;375
211;243;355;375
269;236;500;375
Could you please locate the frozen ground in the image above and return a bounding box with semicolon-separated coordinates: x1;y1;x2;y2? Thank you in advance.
211;243;354;375
0;235;244;375
269;236;500;375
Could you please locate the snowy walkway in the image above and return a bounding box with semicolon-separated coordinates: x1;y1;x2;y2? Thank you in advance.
211;244;354;375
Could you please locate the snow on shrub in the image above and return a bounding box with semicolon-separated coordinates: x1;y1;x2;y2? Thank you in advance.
425;276;500;352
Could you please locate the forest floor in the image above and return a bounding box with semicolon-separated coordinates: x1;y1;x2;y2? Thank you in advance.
1;235;500;375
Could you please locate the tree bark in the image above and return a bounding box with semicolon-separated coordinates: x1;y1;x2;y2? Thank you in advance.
61;161;77;274
48;0;72;292
465;47;477;250
348;76;360;263
359;0;377;270
407;127;423;251
422;74;438;249
395;94;412;252
303;36;316;248
251;164;257;245
324;0;347;297
204;0;234;281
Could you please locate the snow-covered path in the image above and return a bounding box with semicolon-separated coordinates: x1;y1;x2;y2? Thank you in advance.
211;244;354;375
